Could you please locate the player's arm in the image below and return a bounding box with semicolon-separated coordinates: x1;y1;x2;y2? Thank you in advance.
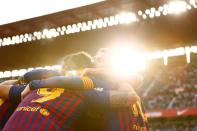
21;76;94;98
28;76;94;90
81;68;143;88
84;90;139;109
0;83;25;102
18;69;61;84
0;79;21;99
0;84;12;99
0;80;19;85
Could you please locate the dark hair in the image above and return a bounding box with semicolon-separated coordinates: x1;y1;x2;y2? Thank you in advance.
63;51;94;70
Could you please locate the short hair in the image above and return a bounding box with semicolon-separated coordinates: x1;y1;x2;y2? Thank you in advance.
63;51;94;70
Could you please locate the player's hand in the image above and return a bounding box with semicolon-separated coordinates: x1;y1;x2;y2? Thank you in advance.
21;84;31;100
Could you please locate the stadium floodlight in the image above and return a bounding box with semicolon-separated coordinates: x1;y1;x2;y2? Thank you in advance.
138;10;143;16
142;14;147;19
168;1;187;14
115;12;137;24
187;5;192;10
87;21;92;26
81;22;88;31
163;10;168;15
190;0;197;8
57;27;61;32
158;6;164;12
145;9;151;14
102;20;107;27
27;37;32;42
150;8;156;12
0;65;62;79
149;13;155;18
60;31;65;35
41;34;46;39
3;71;12;78
11;70;19;77
24;34;29;38
110;46;146;77
155;11;161;17
61;26;66;31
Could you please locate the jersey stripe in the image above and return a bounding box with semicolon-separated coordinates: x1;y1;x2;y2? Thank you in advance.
117;111;124;131
0;101;11;129
16;93;41;130
55;98;82;129
31;93;60;130
124;110;131;131
127;111;133;131
129;110;136;130
16;112;29;130
35;95;59;130
0;101;10;119
44;93;75;130
53;98;77;131
19;94;41;130
7;108;23;131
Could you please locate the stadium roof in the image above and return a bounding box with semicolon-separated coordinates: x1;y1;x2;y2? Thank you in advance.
0;0;197;70
0;0;197;47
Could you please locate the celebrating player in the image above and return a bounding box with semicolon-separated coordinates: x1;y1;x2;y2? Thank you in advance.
0;69;61;129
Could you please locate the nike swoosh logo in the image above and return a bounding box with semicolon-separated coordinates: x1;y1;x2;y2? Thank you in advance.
177;109;187;115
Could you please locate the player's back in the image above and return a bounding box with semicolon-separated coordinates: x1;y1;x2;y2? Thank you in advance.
0;84;26;129
3;88;86;131
0;99;14;129
106;99;149;131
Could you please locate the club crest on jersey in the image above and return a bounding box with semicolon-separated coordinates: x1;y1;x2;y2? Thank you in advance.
40;108;50;116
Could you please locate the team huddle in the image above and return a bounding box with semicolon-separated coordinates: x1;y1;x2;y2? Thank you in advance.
0;48;149;131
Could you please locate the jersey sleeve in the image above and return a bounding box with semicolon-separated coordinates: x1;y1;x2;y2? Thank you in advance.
83;90;110;109
29;76;95;90
20;69;62;84
9;85;26;104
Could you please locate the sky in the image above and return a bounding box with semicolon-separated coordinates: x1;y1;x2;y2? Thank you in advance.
0;0;104;25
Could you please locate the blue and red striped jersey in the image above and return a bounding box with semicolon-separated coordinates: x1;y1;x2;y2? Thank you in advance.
4;76;149;131
1;69;61;130
3;88;94;131
106;100;149;131
3;76;111;131
0;99;12;129
0;85;25;129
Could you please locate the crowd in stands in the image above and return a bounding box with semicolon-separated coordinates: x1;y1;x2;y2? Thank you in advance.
149;118;197;131
141;63;197;110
